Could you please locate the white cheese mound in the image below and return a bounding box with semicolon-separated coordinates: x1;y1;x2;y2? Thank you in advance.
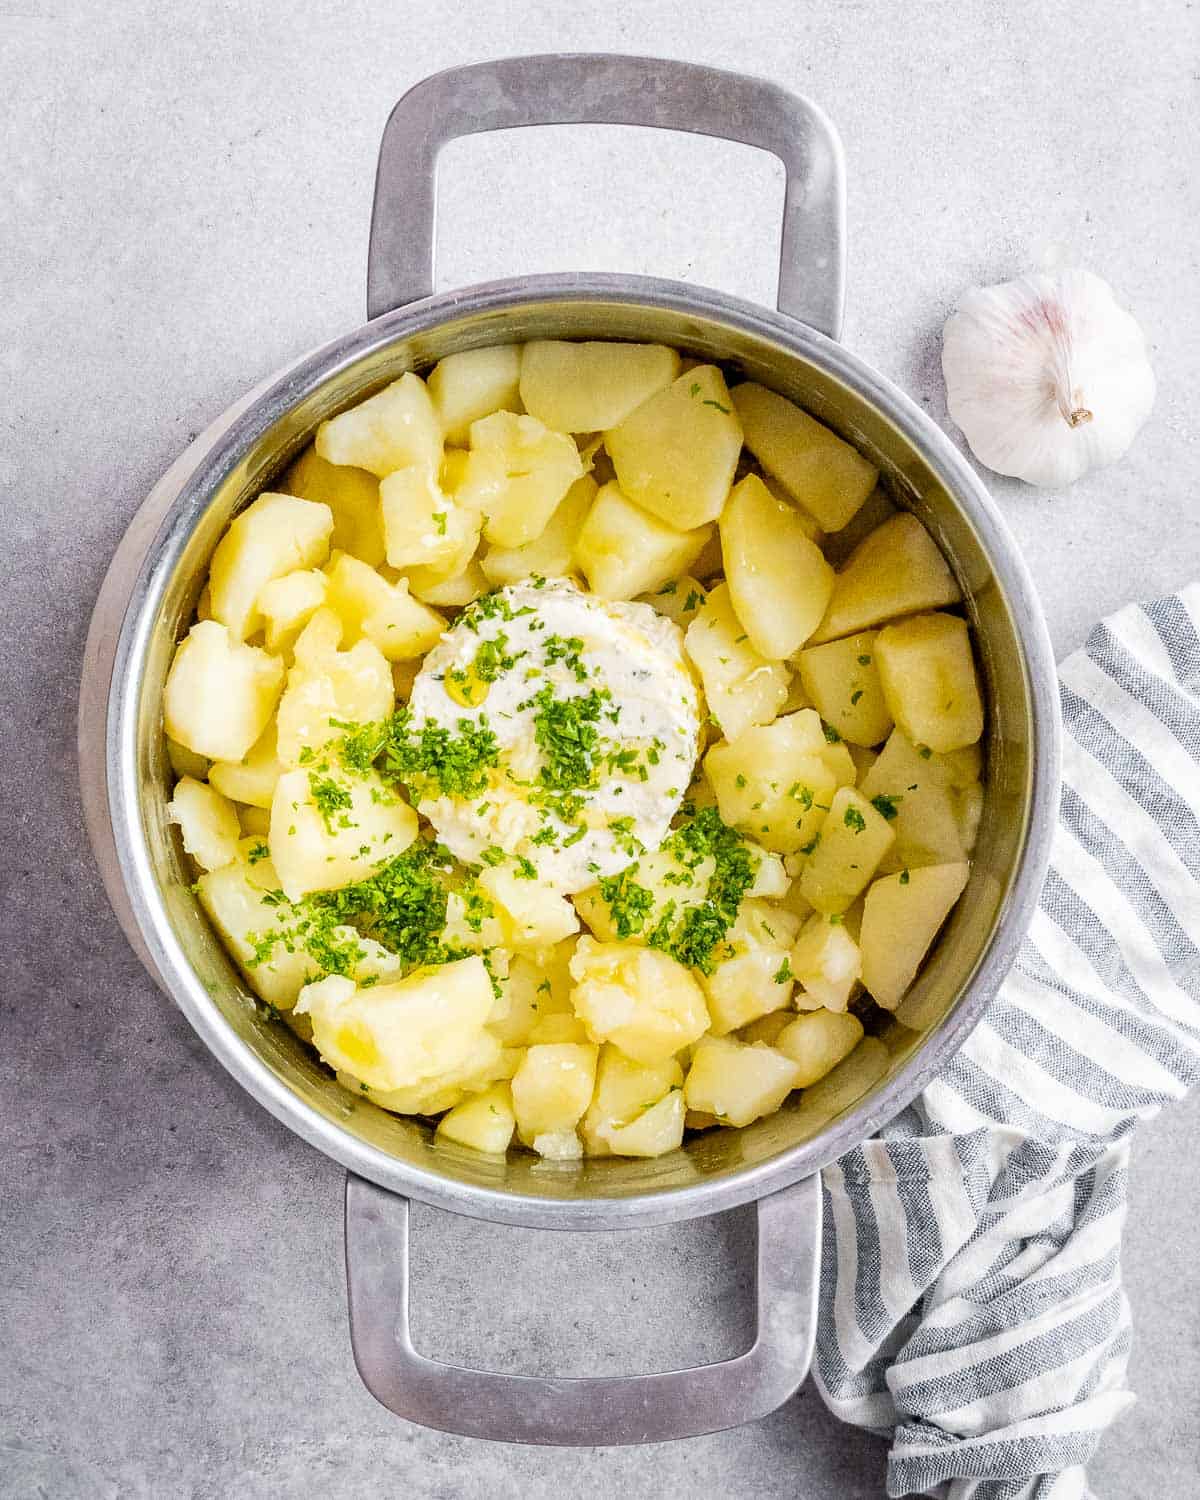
408;580;701;894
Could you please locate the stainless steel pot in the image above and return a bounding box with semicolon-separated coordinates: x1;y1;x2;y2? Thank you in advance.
78;55;1060;1445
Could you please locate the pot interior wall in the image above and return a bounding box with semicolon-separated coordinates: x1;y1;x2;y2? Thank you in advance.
134;295;1033;1207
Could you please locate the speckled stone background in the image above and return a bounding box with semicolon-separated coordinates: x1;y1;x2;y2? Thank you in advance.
3;3;1198;1496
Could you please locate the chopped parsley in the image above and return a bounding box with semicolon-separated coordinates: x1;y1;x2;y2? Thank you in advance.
246;841;270;865
899;869;911;886
850;689;864;705
543;634;588;681
597;867;655;939
870;793;902;821
432;510;448;535
532;686;607;793
823;723;843;744
309;772;354;833
843;805;867;834
773;957;793;984
857;653;872;666
702;398;731;414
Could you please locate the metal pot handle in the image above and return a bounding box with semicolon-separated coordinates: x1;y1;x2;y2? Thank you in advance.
345;1171;821;1445
367;53;846;338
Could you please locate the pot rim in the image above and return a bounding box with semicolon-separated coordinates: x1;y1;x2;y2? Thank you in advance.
100;270;1061;1230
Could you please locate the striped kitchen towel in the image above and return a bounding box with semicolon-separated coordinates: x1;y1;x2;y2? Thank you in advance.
817;586;1200;1500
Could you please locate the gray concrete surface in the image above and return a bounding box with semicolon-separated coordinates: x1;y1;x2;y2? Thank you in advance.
3;2;1198;1496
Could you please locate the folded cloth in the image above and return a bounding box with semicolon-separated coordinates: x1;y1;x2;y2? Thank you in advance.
815;587;1200;1500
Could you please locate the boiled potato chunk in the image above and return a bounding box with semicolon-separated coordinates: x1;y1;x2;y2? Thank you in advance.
720;475;834;659
580;1048;684;1157
511;1042;599;1142
350;1027;509;1116
295;956;496;1092
520;340;680;432
166;776;240;871
605;365;742;528
790;913;862;1012
860;730;970;873
209;721;283;809
640;575;709;629
575;481;712;601
704;710;842;854
256;569;328;655
809;514;961;645
428;344;522;446
795;631;893;747
480;473;596;587
860;862;970;1009
315;373;442;477
478;865;580;952
166;737;209;781
874;612;984;753
684;1036;803;1127
379;464;479;574
325;552;445;661
702;899;803;1033
282;446;386;566
738;1010;794;1047
776;1009;864;1087
798;786;895;914
684;583;790;740
208;492;333;641
601;1089;685;1157
274;609;393;766
406;558;490;606
458;411;584;548
568;938;710;1064
163;620;284;762
435;1081;516;1154
731;382;878;533
197;846;324;1009
269;766;418;901
238;804;271;838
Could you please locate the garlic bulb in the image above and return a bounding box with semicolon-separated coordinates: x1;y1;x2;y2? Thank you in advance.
941;268;1155;489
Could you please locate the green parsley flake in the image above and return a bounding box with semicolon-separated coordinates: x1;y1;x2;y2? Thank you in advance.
870;793;902;821
308;772;354;834
843;805;867;834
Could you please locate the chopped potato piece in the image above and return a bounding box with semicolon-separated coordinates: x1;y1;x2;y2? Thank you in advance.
795;631;893;747
478;865;580;953
684;1036;802;1127
256;569;329;655
428;344;522;446
237;804;271;838
531;1130;584;1160
738;1010;795;1047
705;710;842;854
702;899;803;1034
208;492;333;641
874;612;984;753
489;955;569;1046
601;1089;685;1157
325;552;445;661
405;558;490;607
511;1042;599;1142
720;475;834;658
798;786;895;914
282;446;386;566
860;730;971;873
350;1027;510;1116
164;621;284;762
640;575;709;628
435;1081;516;1154
776;1009;864;1087
379;464;479;573
269;766;417;901
274;608;393;766
605;365;742;528
809;514;962;645
568;938;710;1064
860;862;970;1009
528;1012;591;1045
575;481;712;601
197;857;313;1008
731;382;878;533
315;373;442;477
580;1048;684;1157
295;956;495;1092
520;340;680;431
457;411;584;548
480;473;596;587
684;583;790;740
167;776;240;872
166;737;209;782
790;913;862;1012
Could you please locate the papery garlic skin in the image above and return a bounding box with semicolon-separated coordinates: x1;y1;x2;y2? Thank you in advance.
942;269;1155;489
